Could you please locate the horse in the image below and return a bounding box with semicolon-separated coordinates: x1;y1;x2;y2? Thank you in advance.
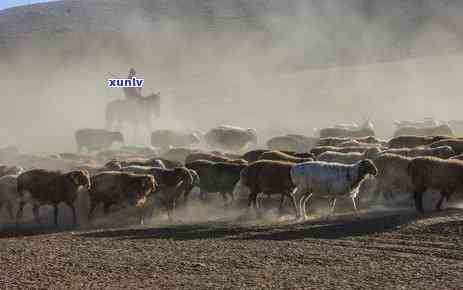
105;93;160;143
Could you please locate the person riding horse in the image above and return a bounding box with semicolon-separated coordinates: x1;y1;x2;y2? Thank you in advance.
123;68;143;100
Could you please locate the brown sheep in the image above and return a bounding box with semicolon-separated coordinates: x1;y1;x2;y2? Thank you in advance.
161;147;201;164
393;124;453;138
211;151;243;160
430;139;463;155
0;165;24;177
88;172;156;224
388;135;450;149
234;160;298;216
242;149;269;162
368;153;414;202
75;128;124;153
450;154;463;161
16;169;91;227
258;151;314;164
149;167;195;221
408;157;463;212
383;146;455;159
120;166;195;221
185;152;248;165
319;127;375;138
186;160;246;205
242;149;314;163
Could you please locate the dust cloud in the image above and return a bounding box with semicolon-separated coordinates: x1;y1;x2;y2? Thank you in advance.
0;0;462;153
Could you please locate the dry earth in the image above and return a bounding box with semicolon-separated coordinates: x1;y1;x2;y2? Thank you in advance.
1;207;462;289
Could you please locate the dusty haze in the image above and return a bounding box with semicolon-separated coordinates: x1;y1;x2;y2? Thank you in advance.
0;0;462;153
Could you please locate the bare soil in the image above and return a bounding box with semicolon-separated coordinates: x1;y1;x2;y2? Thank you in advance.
1;207;463;289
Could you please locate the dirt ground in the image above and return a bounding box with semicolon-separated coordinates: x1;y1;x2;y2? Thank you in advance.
0;207;463;289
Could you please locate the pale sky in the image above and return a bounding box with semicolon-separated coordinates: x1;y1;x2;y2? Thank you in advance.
0;0;54;11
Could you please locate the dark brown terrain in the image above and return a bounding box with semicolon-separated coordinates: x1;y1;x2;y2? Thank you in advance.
1;208;462;289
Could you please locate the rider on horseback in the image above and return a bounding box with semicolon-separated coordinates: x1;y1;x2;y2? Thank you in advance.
123;68;143;100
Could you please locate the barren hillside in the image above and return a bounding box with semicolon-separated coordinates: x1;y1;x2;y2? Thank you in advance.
0;0;462;152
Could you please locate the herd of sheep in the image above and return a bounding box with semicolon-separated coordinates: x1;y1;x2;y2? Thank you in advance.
1;119;463;229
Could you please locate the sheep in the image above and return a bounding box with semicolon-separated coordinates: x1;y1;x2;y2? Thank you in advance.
104;158;166;170
429;139;463;155
205;126;258;151
382;146;455;159
211;151;243;160
266;135;317;152
16;169;91;227
185;152;248;165
75;128;124;153
120;166;195;220
258;150;314;164
317;147;381;165
317;136;384;147
450;154;463;161
88;172;156;224
394;118;441;129
151;130;201;149
58;152;95;163
186;160;246;205
0;174;20;220
242;149;313;163
95;149;154;162
317;137;352;147
319;127;375;139
0;165;24;177
387;135;451;149
161;147;201;164
367;153;414;203
291;160;377;219
119;145;159;156
393;124;454;138
311;146;379;157
408;157;463;212
242;149;270;163
448;120;463;136
234;160;298;216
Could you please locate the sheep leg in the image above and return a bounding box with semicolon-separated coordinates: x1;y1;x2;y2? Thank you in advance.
53;204;59;227
414;189;425;213
436;191;451;211
199;189;206;201
302;193;313;220
183;190;190;206
248;191;258;209
171;200;176;221
328;197;337;218
68;202;78;226
88;201;98;222
278;194;286;215
16;202;26;226
296;189;308;219
351;197;359;217
139;208;145;225
287;194;299;218
220;192;228;207
32;204;41;225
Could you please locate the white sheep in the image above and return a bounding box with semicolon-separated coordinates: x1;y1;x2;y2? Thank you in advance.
290;160;378;219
